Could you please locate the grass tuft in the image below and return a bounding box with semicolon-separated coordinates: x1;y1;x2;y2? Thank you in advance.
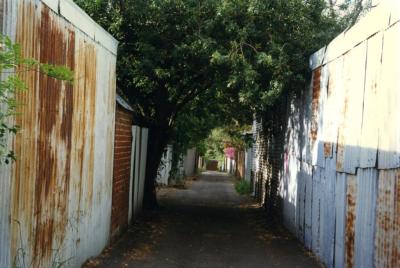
234;180;251;195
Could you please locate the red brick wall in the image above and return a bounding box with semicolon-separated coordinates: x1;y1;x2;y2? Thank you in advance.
111;104;133;239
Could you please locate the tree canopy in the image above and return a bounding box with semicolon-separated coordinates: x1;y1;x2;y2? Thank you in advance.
74;0;344;207
75;0;341;124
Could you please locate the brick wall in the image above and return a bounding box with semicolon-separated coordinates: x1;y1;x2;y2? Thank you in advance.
111;104;133;239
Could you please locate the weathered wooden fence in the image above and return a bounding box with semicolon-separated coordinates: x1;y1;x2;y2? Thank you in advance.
280;1;400;267
0;0;117;267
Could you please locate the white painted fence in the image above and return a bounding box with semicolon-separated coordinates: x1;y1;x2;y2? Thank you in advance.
129;126;148;222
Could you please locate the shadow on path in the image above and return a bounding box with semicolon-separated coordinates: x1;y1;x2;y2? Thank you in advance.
84;171;321;268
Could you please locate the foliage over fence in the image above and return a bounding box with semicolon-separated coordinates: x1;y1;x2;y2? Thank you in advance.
75;0;351;207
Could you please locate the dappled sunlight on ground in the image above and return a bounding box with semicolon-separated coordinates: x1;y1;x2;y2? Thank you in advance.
84;172;321;268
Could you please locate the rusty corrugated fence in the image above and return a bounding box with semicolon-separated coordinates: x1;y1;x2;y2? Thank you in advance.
0;0;118;267
279;1;400;267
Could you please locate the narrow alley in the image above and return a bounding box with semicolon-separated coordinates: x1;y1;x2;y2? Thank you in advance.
85;172;320;268
2;1;400;267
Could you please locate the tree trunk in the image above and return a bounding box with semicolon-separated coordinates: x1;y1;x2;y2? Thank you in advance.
143;125;171;209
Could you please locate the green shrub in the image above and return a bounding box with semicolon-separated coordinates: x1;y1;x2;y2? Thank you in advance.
234;180;251;195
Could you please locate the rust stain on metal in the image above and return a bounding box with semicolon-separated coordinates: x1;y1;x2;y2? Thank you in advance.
336;135;344;171
87;42;97;193
393;174;400;268
336;85;349;171
310;68;321;145
2;0;116;267
345;175;357;268
323;142;332;158
72;39;97;214
336;90;349;171
60;29;75;145
11;3;77;266
33;5;75;264
11;0;41;262
86;43;97;209
108;63;117;114
375;170;400;268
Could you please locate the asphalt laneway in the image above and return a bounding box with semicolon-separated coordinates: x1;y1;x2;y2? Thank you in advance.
84;171;321;268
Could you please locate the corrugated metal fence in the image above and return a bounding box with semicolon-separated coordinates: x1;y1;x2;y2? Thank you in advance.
0;0;118;267
279;1;400;267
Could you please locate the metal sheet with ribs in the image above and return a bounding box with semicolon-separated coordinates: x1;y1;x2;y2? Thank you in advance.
0;0;117;267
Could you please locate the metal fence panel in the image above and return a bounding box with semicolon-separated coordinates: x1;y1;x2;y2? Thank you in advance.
334;172;347;268
359;33;382;168
304;163;313;249
0;0;118;267
319;157;336;267
374;169;400;268
354;168;378;268
336;43;366;174
276;3;400;267
377;22;400;169
311;167;322;256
